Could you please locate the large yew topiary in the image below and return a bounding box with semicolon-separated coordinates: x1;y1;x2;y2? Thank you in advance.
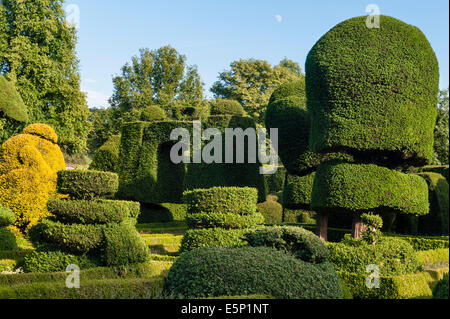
306;15;439;167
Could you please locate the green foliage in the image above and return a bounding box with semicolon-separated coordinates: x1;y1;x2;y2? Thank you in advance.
417;172;449;235
86;107;120;155
0;75;28;122
420;165;449;183
0;205;15;227
327;237;422;276
257;198;283;224
47;199;139;225
110;46;203;114
243;226;329;263
89;135;121;172
211;58;303;123
138;203;187;223
417;248;449;267
433;273;449;299
179;228;247;253
140;105;167;122
263;166;286;194
283;172;315;209
186;211;264;230
361;213;383;245
433;89;449;165
183;187;258;216
0;227;17;251
0;0;91;154
386;234;449;251
306;16;439;166
165;246;342;299
210;99;245;116
57;170;119;200
101;223;150;266
312;161;429;216
22;250;99;273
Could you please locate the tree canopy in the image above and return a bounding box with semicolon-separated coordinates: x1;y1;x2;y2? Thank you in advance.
0;0;91;154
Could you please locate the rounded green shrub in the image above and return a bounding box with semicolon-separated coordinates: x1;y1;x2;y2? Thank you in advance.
186;211;264;229
432;273;449;299
57;170;119;200
89;135;121;172
243;226;329;264
257;199;283;224
0;228;18;251
47;199;139;224
210;99;245;116
0;205;15;227
165;246;342;299
0;75;28;123
183;187;258;216
417;172;449;235
311;161;429;215
140;105;166;122
179;228;247;253
23;250;99;273
282;172;315;209
306;15;439;166
327;237;422;276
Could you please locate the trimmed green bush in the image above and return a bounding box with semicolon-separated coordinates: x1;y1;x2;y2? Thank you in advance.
417;248;449;267
263;166;286;194
186;211;264;229
0;205;15;227
385;234;449;251
284;209;316;224
327;237;422;276
138;203;187;223
417;172;449;235
0;75;28;123
22;250;99;273
257;199;283;224
0;228;18;251
283;172;315;209
312;161;429;215
165;246;342;299
89;135;121;172
420;165;449;183
140;105;166;122
210;99;245;116
306;15;439;166
433;273;449;299
47;199;139;224
243;226;329;263
57;170;119;200
179;228;247;253
183;187;258;216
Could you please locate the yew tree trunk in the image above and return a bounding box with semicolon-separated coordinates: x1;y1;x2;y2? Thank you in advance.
352;213;367;239
316;212;328;242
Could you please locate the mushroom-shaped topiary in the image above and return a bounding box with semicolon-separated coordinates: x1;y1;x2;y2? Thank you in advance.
306;15;439;167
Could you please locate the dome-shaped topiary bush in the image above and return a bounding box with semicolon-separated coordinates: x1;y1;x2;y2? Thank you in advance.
89;135;121;172
305;15;439;166
0;75;28;123
165;246;342;299
140;106;167;122
210;99;245;116
282;172;315;210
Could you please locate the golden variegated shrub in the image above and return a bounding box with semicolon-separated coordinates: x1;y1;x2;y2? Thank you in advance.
0;124;65;235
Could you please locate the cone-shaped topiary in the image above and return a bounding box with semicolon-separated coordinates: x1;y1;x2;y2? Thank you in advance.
89;135;121;172
306;15;439;167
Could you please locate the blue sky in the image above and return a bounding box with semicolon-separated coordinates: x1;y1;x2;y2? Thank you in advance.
68;0;449;109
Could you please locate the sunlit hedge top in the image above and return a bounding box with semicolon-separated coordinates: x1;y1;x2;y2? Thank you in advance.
306;15;439;166
0;75;28;123
23;123;58;144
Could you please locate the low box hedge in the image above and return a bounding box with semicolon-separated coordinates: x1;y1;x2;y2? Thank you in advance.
417;248;449;267
57;170;119;200
384;234;449;251
186;211;264;229
179;228;248;253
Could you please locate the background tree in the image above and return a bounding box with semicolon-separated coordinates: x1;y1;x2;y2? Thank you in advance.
210;58;303;123
0;0;91;154
433;88;449;165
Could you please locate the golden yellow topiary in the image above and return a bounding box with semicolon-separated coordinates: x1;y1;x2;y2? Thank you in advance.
0;124;65;234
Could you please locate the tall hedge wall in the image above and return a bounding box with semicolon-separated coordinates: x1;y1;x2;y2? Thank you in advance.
305;15;439;167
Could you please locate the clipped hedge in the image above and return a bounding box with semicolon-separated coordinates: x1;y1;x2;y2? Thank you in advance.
417;172;449;235
138;203;187;223
210;99;245;116
140;106;166;122
433;273;449;299
22;123;58;144
0;75;28;123
312;161;429;215
243;226;329;264
263;166;286;194
165;246;342;299
417;248;449;267
306;15;439;166
47;199;139;224
385;234;449;251
89;135;121;172
22;250;99;273
0;228;17;251
186;211;264;230
179;228;247;253
0;205;15;227
183;187;258;216
57;170;119;200
257;199;283;225
282;172;315;209
420;165;449;183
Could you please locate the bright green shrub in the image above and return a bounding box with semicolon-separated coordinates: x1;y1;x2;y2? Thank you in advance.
385;234;449;251
186;211;264;229
183;187;258;217
0;75;28;123
306;16;439;166
283;172;315;209
243;226;329;263
284;209;316;224
138;203;187;223
0;205;15;227
179;228;247;253
57;170;119;200
0;228;18;251
417;248;449;267
417;172;449;235
47;199;139;224
433;273;449;299
327;237;422;276
420;165;449;183
89;135;121;172
312;161;429;216
257;199;283;224
101;223;150;266
140;106;166;122
22;250;99;273
210;99;245;116
165;246;342;299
